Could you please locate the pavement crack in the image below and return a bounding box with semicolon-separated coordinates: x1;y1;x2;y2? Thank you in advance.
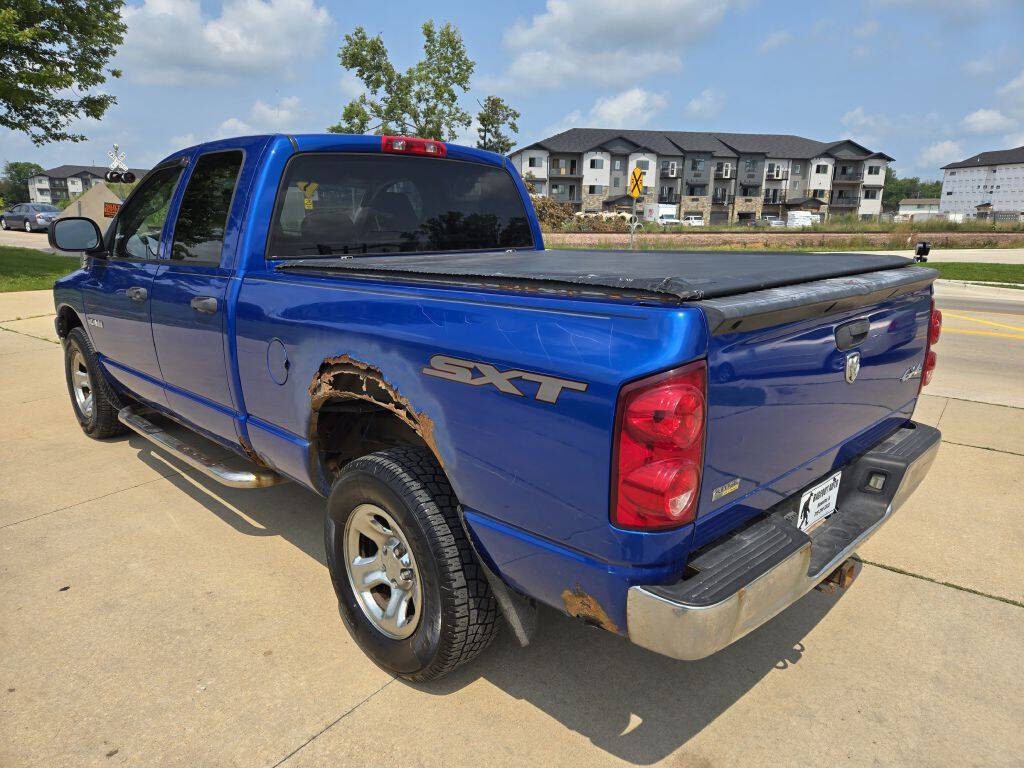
941;439;1024;458
0;324;59;345
854;557;1023;609
270;677;397;767
0;474;177;530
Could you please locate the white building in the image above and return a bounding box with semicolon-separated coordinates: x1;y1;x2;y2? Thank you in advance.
940;146;1024;218
898;198;941;219
27;164;150;205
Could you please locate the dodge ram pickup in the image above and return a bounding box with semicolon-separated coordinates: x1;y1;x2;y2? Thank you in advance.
50;133;942;681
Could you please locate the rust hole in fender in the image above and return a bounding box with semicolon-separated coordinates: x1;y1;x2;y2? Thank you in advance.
308;354;442;474
561;584;619;633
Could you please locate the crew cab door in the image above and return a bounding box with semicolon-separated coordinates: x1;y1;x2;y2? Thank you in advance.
81;164;185;405
149;150;245;444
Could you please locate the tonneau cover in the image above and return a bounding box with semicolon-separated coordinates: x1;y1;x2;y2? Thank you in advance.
276;248;914;301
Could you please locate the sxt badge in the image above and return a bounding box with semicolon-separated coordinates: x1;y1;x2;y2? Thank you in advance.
423;355;588;404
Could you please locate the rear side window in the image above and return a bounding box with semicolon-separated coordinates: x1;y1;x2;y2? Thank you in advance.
267;153;533;258
171;150;243;264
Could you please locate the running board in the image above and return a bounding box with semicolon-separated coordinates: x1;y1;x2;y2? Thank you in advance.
118;405;284;489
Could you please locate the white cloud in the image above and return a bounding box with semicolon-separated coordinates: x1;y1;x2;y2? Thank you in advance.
169;132;196;148
685;88;725;119
216;97;307;138
998;69;1024;105
917;140;962;169
872;0;1008;11
546;88;668;134
758;30;792;52
120;0;332;85
964;54;998;76
493;0;738;90
853;19;879;37
961;108;1016;133
1005;132;1024;149
339;73;365;99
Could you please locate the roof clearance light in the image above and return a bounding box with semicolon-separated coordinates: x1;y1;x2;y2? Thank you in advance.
381;135;447;158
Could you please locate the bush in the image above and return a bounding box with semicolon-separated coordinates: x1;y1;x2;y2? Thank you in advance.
530;195;574;230
557;215;630;234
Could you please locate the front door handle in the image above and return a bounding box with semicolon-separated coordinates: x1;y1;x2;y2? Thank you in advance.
190;296;218;314
126;286;147;302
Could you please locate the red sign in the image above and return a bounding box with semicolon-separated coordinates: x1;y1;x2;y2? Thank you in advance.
103;202;121;218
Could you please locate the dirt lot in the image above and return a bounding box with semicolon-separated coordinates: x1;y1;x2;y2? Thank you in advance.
1;288;1021;767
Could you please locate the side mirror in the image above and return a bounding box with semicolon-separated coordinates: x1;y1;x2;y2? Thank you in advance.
49;217;103;253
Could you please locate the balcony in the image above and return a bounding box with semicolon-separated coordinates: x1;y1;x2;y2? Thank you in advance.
660;167;680;178
714;169;733;179
711;195;735;206
830;195;861;207
765;170;789;181
834;172;863;183
763;192;787;205
549;165;580;177
659;195;681;204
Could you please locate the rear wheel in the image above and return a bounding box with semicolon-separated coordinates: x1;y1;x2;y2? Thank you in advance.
64;327;127;439
325;447;498;681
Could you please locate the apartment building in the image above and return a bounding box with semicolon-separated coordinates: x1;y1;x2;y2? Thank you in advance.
510;129;892;223
940;145;1024;218
27;164;149;205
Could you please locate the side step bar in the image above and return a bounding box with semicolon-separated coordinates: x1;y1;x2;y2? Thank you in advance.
118;405;284;489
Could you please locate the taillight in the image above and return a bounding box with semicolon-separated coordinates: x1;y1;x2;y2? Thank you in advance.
920;299;941;391
381;135;446;157
612;361;706;530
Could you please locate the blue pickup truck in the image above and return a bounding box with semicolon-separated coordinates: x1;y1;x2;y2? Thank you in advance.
50;134;942;680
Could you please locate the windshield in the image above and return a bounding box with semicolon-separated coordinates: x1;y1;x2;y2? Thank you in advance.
267;153;533;258
36;205;58;212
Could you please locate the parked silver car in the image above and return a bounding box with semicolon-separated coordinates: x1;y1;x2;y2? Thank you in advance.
1;203;60;232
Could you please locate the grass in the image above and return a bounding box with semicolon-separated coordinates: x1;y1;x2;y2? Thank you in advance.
930;262;1024;284
0;246;79;292
548;234;1024;251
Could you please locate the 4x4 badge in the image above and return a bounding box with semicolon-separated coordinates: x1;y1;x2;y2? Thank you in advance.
845;351;861;384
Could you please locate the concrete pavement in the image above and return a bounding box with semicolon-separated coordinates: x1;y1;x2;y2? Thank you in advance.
1;290;1021;767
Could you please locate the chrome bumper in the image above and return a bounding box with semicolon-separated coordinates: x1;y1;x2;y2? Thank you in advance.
627;423;941;661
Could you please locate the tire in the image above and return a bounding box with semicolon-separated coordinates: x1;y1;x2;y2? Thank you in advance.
64;327;127;439
325;446;498;681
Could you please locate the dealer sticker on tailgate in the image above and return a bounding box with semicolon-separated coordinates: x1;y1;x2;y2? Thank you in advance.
796;471;842;531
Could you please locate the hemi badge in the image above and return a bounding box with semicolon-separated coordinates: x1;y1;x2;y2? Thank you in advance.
712;478;740;501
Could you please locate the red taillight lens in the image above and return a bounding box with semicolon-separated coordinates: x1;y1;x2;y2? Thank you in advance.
612;361;706;530
920;299;941;391
381;135;447;157
922;349;937;387
929;308;942;345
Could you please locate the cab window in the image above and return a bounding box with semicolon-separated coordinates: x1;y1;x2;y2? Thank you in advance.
171;151;244;264
112;166;182;261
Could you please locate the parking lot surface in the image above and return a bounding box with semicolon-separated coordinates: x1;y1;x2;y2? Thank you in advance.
1;287;1022;767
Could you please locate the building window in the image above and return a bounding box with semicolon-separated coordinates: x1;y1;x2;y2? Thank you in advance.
745;159;754;173
613;177;621;188
793;163;802;174
551;184;563;194
661;160;668;170
613;159;622;170
587;184;603;194
589;158;603;169
816;164;828;174
528;157;542;168
867;165;880;175
814;189;826;199
949;171;956;176
635;160;649;170
864;189;878;199
691;158;704;172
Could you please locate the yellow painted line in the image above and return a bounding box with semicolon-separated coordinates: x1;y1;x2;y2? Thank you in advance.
943;312;1024;333
943;328;1024;341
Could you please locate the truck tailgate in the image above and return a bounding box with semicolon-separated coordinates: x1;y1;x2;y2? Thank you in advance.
696;274;935;536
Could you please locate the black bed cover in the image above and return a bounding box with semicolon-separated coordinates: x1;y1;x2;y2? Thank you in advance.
277;248;917;302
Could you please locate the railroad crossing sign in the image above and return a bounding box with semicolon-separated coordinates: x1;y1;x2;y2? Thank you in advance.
628;166;645;199
104;144;136;184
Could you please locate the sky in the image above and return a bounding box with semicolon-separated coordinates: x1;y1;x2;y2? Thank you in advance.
4;0;1024;179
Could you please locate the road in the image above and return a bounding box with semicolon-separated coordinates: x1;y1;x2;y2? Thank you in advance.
0;288;1022;767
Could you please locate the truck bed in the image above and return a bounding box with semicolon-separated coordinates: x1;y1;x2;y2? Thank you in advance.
276;248;914;302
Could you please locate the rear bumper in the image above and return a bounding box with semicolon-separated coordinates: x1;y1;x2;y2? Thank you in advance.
626;421;940;661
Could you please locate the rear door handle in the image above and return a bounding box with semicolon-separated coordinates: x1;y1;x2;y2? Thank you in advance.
190;296;218;314
126;286;147;302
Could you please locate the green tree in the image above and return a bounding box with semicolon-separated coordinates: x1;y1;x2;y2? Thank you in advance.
882;169;942;212
329;21;475;141
476;96;520;154
0;0;126;145
0;161;44;204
